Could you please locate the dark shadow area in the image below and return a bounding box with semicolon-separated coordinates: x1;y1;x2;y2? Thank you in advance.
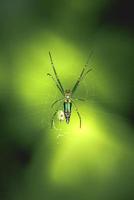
100;0;134;32
0;96;49;199
0;140;34;199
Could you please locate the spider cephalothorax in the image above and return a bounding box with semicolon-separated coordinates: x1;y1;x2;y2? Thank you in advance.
65;89;71;101
47;51;92;128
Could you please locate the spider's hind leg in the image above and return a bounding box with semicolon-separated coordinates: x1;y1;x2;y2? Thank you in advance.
72;101;81;128
51;110;58;128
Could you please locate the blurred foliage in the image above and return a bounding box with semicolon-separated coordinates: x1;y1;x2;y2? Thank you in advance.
0;0;134;200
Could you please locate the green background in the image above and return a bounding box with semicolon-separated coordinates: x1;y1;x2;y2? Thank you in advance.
0;0;134;200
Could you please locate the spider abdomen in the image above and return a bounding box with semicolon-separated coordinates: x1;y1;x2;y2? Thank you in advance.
64;102;72;124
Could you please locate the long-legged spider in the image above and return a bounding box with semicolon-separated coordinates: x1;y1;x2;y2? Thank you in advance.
47;52;92;128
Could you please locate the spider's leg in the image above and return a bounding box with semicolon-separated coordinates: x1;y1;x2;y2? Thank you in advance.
71;68;86;94
51;109;58;128
71;68;92;95
81;68;92;81
74;98;85;101
51;98;64;108
49;52;64;94
47;73;64;95
72;101;81;128
71;52;93;95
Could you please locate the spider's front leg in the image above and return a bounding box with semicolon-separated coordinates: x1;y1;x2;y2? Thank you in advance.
49;52;64;94
74;98;85;101
47;73;64;95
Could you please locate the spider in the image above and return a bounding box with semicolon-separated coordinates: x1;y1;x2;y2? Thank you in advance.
47;51;92;128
